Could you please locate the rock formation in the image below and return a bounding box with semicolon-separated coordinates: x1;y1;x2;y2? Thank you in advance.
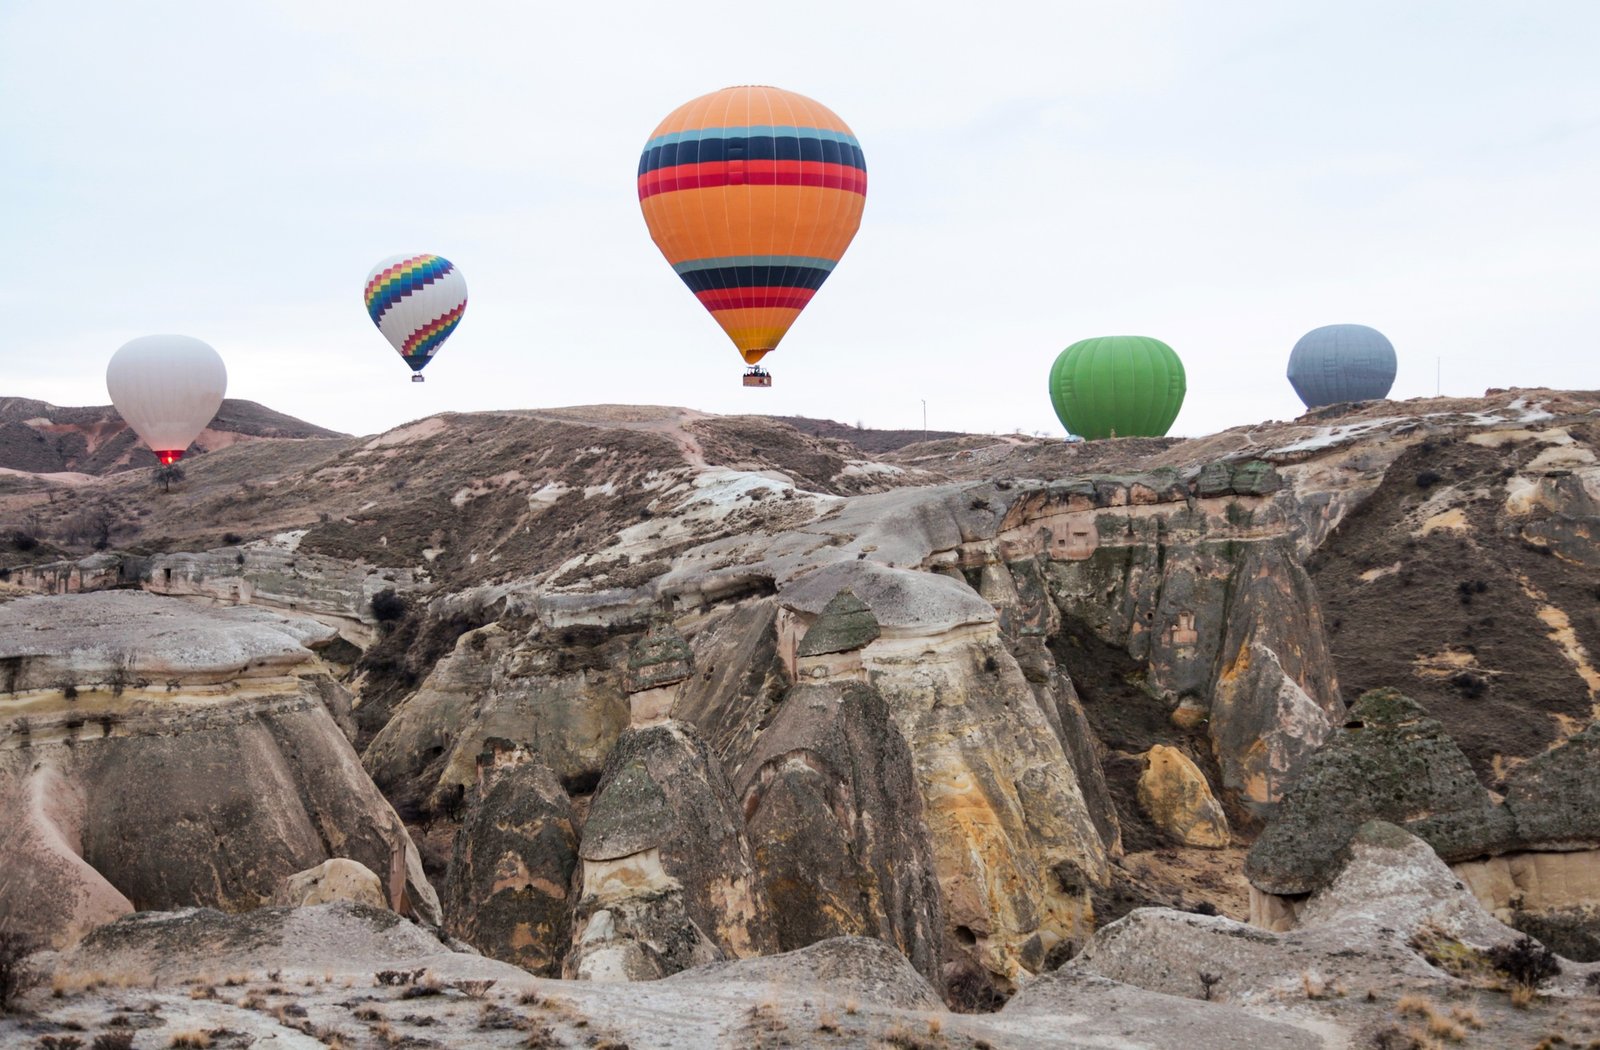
443;743;577;975
0;591;438;947
4;389;1600;1032
735;591;943;983
1136;744;1230;848
566;718;773;980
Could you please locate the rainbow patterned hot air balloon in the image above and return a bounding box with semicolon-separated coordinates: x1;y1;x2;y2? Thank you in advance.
364;253;467;381
638;86;867;385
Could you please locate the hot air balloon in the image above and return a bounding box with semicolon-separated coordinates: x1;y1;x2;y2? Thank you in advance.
1286;324;1396;408
1048;336;1186;440
106;335;227;466
363;254;467;382
638;85;867;387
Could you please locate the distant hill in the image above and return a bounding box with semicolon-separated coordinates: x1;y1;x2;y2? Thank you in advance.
0;397;344;475
772;415;970;454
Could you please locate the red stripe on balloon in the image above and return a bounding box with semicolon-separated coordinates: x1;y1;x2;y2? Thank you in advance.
694;287;817;311
639;161;867;200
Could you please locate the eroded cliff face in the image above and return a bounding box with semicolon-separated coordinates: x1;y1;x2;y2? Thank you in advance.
5;389;1599;1000
0;592;438;948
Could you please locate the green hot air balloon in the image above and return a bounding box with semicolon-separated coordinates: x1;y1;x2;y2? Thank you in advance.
1048;336;1186;440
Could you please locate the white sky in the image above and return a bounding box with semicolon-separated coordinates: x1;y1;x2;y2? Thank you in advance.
3;1;1597;439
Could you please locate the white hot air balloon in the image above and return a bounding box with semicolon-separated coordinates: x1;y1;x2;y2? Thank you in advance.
363;253;467;382
106;335;227;465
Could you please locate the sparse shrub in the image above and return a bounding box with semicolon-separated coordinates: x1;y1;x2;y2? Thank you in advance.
11;530;38;552
882;1022;941;1049
91;1033;136;1050
1198;971;1222;1001
1489;935;1561;989
452;979;496;1000
522;1021;561;1048
168;1033;212;1049
37;1037;84;1049
1416;471;1442;489
369;589;407;624
0;929;41;1013
221;533;243;545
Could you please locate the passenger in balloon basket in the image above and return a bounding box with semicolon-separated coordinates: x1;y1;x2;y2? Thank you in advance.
742;365;772;388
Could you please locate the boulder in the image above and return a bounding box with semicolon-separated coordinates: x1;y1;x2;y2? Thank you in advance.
1246;690;1514;900
276;858;387;910
1136;745;1229;848
444;756;577;975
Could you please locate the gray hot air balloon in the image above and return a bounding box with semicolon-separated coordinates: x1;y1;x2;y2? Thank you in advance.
1287;324;1397;408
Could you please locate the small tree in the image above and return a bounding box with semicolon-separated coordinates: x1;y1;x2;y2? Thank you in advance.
370;588;407;624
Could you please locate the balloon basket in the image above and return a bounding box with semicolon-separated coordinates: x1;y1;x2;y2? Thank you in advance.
741;368;772;388
411;374;425;383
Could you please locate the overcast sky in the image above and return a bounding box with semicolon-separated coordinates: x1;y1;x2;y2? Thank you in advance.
3;1;1597;440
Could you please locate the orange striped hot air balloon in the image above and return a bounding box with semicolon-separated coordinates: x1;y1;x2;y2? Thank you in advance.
637;86;867;387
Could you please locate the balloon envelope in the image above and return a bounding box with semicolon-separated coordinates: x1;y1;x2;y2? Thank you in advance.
1286;324;1396;408
106;335;227;464
1048;336;1186;440
637;85;867;366
364;254;467;374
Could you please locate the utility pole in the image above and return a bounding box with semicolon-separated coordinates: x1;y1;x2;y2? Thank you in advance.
1436;357;1441;397
921;399;927;443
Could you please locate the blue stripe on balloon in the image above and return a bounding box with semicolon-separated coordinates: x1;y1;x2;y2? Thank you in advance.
643;125;860;151
638;134;867;177
671;255;837;274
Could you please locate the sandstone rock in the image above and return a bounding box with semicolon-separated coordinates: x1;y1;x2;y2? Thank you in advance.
363;622;629;814
444;756;577;975
1076;823;1535;1007
276;858;387;910
735;679;943;982
0;590;338;691
0;592;438;946
1229;459;1283;495
623;615;693;693
1246;690;1514;899
1010;634;1122;856
1136;745;1230;848
1208;540;1343;813
794;568;1108;990
569;719;773;978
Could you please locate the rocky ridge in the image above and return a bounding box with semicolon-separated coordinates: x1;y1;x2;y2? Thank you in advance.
2;388;1599;1043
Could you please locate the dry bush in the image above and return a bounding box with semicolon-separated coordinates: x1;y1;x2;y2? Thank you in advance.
351;1005;383;1021
1489;935;1561;990
451;978;497;1000
168;1032;213;1049
91;1033;136;1050
816;1007;840;1033
1511;982;1537;1009
1448;1004;1484;1029
1301;971;1326;999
